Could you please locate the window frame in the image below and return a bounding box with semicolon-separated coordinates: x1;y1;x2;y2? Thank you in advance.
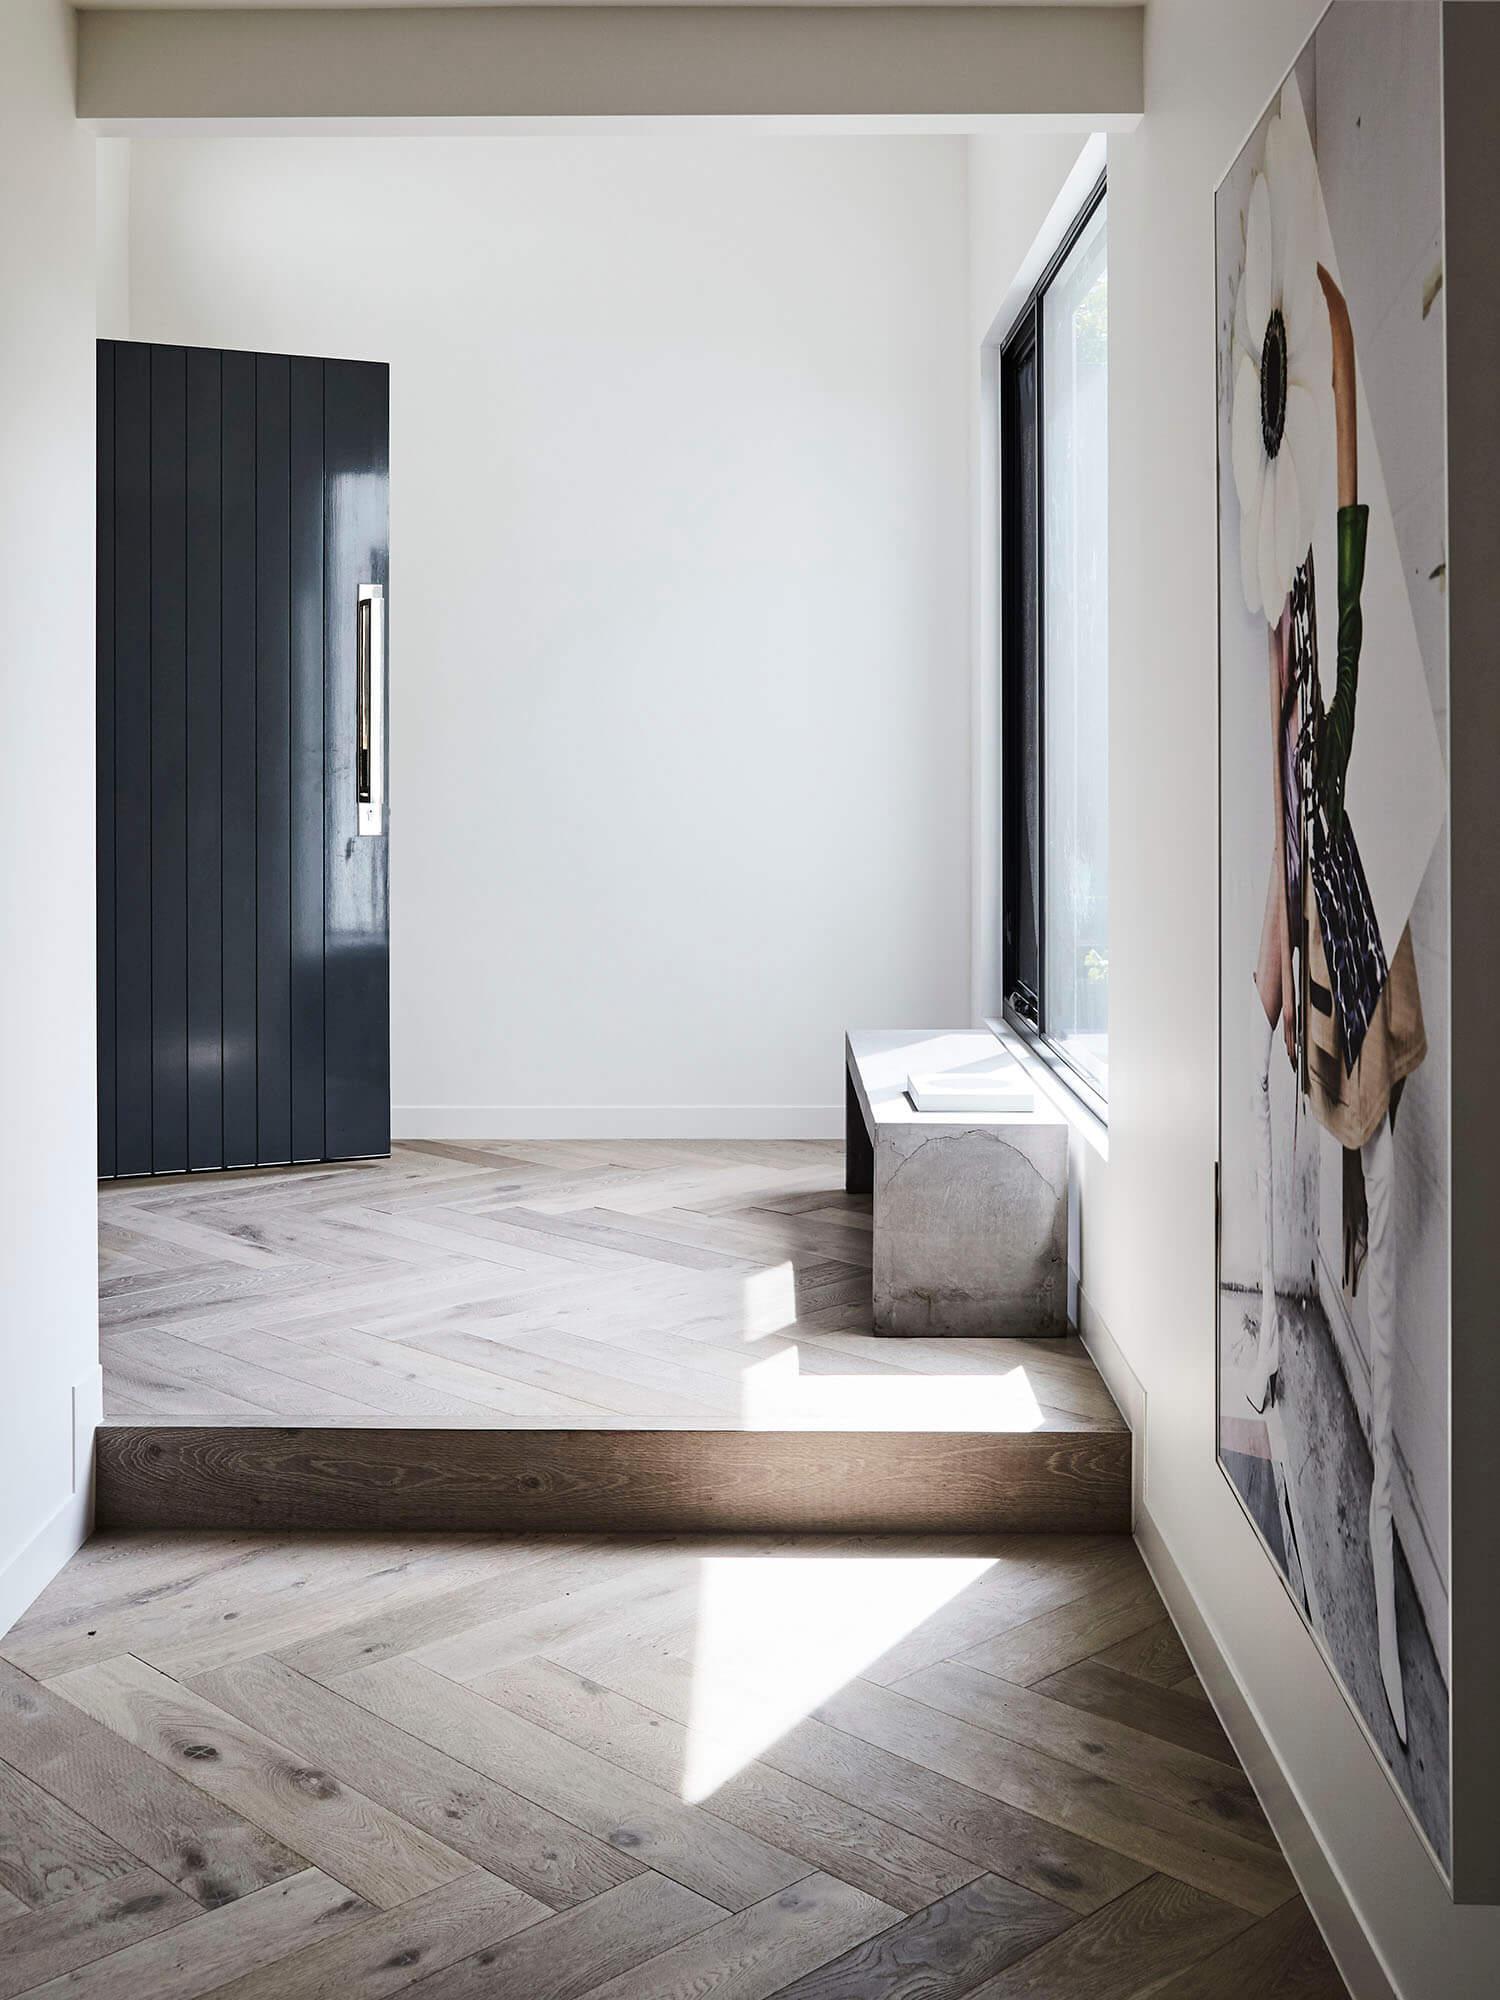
998;170;1108;1119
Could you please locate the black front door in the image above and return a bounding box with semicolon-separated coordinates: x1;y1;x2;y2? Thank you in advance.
97;340;390;1177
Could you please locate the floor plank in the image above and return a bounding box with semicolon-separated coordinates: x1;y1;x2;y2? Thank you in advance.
0;1660;302;1908
1088;1617;1195;1689
575;1874;900;2000
14;1869;371;2000
401;1544;709;1686
1031;1658;1239;1767
48;1657;474;1908
189;1653;641;1909
269;1538;673;1686
960;1871;1252;1998
761;1871;1071;2000
0;1869;198;2000
956;1567;1166;1686
5;1535;502;1684
1145;1893;1349;1999
377;1871;725;2000
199;1869;548;2000
0;1759;141;1907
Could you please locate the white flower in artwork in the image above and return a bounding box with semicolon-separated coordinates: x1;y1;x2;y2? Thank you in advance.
1231;93;1333;623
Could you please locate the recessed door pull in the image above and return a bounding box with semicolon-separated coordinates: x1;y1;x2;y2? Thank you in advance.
357;582;385;837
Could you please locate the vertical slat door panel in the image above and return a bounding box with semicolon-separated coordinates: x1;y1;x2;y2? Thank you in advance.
255;354;293;1166
289;359;326;1164
96;344;117;1180
99;340;388;1179
112;342;153;1177
185;347;224;1170
220;347;259;1169
324;359;391;1162
150;344;189;1175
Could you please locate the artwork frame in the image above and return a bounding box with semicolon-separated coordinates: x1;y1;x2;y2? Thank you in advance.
1214;0;1500;1904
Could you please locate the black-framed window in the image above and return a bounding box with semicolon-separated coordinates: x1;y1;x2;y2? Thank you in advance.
1000;177;1108;1106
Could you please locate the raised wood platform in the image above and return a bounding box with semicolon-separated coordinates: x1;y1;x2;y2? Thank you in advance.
98;1140;1129;1534
95;1422;1130;1535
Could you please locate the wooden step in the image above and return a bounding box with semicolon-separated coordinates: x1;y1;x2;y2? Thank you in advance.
95;1421;1131;1535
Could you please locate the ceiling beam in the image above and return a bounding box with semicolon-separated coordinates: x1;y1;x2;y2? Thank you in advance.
76;6;1143;129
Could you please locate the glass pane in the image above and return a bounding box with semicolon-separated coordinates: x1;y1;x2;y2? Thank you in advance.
1041;195;1108;1094
1006;339;1041;1013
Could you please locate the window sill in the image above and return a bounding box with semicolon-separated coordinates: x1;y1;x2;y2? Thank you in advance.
985;1015;1109;1162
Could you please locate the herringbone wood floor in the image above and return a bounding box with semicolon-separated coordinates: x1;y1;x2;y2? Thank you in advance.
99;1142;1124;1432
0;1530;1347;1998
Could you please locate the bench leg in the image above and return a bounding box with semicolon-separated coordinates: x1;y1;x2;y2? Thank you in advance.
872;1124;1068;1336
845;1067;874;1194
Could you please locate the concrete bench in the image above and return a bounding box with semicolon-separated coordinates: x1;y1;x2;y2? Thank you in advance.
845;1029;1068;1337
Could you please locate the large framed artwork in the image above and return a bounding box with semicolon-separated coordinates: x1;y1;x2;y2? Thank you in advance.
1216;0;1465;1885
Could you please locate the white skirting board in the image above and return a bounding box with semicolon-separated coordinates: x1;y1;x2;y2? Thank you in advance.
0;1365;101;1644
0;1489;92;1645
1077;1284;1393;2000
392;1105;844;1141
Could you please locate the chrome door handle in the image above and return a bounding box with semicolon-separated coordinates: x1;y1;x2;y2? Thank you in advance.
357;582;385;837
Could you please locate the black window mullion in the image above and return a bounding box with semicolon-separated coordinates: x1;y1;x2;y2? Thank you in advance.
999;172;1106;1099
1001;308;1041;1026
1032;294;1046;1037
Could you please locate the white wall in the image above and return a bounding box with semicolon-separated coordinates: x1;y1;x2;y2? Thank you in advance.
126;134;971;1135
0;1;103;1634
1071;0;1500;1990
95;137;131;338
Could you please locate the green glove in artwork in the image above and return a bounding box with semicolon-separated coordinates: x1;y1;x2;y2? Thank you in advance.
1320;502;1369;842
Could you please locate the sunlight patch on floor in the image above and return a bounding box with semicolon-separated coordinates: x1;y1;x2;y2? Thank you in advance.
737;1345;1045;1431
681;1551;995;1801
741;1261;799;1338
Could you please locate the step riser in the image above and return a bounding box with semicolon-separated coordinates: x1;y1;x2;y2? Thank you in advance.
97;1426;1132;1535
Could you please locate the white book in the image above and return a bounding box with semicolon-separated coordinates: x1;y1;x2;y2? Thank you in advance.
906;1066;1034;1115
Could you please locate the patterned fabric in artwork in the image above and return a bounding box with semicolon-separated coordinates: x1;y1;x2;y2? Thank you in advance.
1305;888;1425;1151
1318;505;1368;841
1309;812;1388;1074
1283;552;1317;907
